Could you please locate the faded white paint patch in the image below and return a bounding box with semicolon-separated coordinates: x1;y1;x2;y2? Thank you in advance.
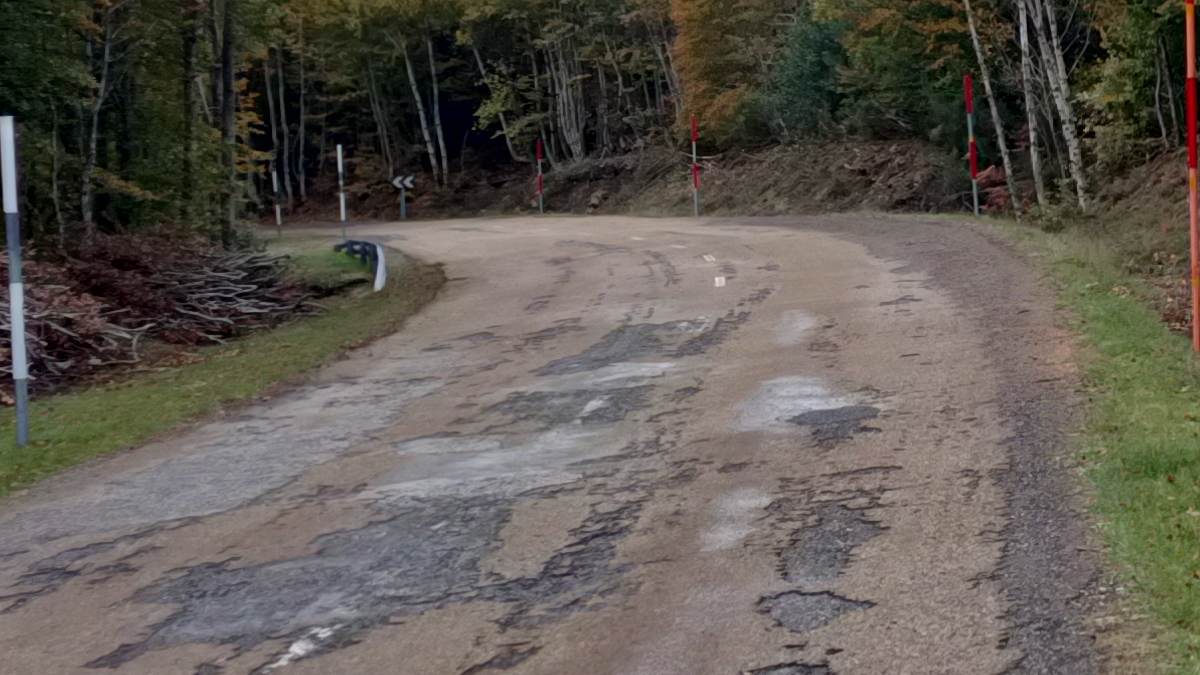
703;254;717;263
714;276;727;288
701;488;772;551
263;626;339;671
631;236;646;241
738;377;854;432
776;310;819;346
579;396;611;418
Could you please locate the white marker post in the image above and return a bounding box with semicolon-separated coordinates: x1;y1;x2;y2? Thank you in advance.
1;117;30;447
270;161;282;237
536;139;545;215
337;144;347;240
690;115;701;218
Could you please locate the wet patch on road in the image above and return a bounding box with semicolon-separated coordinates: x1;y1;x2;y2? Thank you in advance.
787;406;881;448
757;591;873;634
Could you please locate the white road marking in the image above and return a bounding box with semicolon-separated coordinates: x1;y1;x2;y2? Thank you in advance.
714;276;726;288
670;244;688;249
631;236;646;241
703;254;717;263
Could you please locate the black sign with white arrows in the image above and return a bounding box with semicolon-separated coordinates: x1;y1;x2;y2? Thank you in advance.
392;175;416;190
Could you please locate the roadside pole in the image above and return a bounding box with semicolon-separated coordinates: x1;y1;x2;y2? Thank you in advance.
964;74;980;217
270;161;283;237
1189;0;1200;353
337;144;347;240
536;138;545;215
1;117;30;447
691;115;701;217
392;175;415;221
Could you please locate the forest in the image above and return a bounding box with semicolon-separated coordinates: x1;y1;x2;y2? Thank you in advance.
0;0;1187;246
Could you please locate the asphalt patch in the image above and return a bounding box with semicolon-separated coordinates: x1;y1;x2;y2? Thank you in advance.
779;505;883;585
758;591;873;634
477;386;654;430
86;496;642;670
788;406;881;447
535;321;699;376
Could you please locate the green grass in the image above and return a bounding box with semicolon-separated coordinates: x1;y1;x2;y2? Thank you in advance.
0;238;443;497
999;223;1200;671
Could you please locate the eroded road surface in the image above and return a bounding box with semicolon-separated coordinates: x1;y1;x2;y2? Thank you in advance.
0;216;1098;674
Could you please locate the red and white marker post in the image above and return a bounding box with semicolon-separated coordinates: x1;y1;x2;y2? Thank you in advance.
1188;0;1200;352
964;74;980;216
691;114;701;218
536;138;545;215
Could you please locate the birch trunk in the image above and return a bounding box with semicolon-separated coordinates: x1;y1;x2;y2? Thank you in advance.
1029;0;1089;210
273;47;294;210
426;31;450;186
1018;0;1047;206
397;37;441;186
964;0;1021;212
264;58;280;204
366;59;395;178
472;47;526;163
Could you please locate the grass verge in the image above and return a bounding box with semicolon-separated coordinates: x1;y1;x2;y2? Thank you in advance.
999;222;1200;671
0;237;444;498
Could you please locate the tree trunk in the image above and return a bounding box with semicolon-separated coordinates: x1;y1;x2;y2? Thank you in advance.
181;0;199;226
209;0;222;125
426;31;450;186
264;57;281;209
1029;0;1089;210
81;6;116;248
51;108;65;249
1161;36;1181;145
963;0;1021;213
366;58;395;178
472;46;527;163
273;47;294;210
296;19;307;201
398;37;441;186
221;0;237;247
1018;0;1047;207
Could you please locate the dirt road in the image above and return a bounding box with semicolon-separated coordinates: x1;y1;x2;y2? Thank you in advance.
0;215;1098;674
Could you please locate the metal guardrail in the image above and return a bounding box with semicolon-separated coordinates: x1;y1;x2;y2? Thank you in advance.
334;240;388;292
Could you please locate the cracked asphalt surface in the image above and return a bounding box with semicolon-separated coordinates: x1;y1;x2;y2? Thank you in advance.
0;215;1098;674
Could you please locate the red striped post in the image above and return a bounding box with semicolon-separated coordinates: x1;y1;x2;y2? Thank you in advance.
690;114;701;217
964;74;980;216
1189;0;1200;352
536;138;545;215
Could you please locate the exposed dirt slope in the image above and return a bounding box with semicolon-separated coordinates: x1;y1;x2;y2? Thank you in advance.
338;140;965;221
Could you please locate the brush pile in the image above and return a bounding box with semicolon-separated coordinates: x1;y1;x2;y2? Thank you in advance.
0;235;312;393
